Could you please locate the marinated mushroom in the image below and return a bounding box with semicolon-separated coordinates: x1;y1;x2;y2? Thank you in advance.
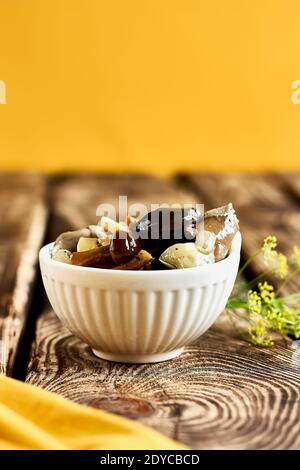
204;203;239;262
112;250;153;270
52;227;91;254
51;203;239;270
52;249;72;264
71;245;116;268
53;222;112;256
110;229;142;264
135;207;202;256
195;230;216;255
160;243;215;269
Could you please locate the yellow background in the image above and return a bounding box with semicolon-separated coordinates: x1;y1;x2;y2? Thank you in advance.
0;0;300;174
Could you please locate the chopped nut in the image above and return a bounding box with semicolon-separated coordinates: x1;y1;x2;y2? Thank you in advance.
77;237;99;252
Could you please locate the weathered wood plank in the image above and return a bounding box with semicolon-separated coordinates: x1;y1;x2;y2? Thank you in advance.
27;307;300;449
280;172;300;200
26;173;300;449
46;173;196;240
182;173;300;291
0;173;47;375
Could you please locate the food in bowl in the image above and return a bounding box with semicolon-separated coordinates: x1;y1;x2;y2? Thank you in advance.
52;203;239;270
39;228;241;363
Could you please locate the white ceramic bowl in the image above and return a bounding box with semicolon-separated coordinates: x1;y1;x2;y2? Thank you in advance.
39;232;241;363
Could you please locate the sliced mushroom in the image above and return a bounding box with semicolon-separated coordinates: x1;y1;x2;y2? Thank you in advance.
71;245;116;268
204;203;239;261
110;229;142;264
52;227;91;255
195;230;216;255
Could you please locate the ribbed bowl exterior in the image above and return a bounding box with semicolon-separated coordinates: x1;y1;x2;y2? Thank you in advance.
40;232;241;362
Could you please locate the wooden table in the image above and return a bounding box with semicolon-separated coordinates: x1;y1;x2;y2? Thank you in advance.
1;172;300;449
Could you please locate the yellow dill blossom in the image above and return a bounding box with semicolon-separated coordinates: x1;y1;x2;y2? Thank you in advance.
262;238;288;278
263;235;277;252
262;236;278;266
291;246;300;271
273;253;289;279
227;234;300;347
258;281;275;303
248;315;274;347
247;290;262;314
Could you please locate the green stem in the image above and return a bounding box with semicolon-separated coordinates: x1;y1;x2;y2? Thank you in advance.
275;268;299;296
240;271;271;291
237;250;261;278
226;298;248;309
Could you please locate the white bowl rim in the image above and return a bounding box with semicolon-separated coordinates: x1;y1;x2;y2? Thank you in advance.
40;231;241;277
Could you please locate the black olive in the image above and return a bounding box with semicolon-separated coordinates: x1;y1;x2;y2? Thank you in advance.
134;207;202;256
110;229;142;264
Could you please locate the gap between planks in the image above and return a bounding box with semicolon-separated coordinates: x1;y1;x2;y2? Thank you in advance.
0;173;48;376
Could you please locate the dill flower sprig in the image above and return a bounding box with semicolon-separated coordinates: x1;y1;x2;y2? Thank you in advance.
226;236;300;347
291;246;300;271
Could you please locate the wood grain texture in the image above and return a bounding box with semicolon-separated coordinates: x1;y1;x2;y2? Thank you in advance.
280;172;300;200
27;307;300;449
182;173;300;291
25;173;300;449
0;173;47;375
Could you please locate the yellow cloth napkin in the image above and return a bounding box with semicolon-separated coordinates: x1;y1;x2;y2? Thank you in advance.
0;377;185;450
